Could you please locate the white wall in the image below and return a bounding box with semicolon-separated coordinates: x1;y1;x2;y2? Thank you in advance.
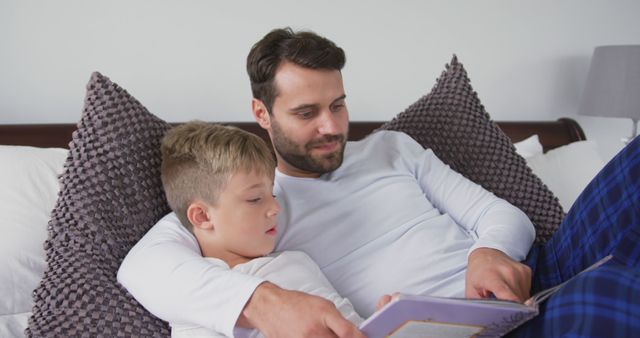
1;0;639;160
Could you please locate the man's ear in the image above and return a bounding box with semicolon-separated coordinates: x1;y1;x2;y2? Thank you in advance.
252;98;271;130
186;202;214;231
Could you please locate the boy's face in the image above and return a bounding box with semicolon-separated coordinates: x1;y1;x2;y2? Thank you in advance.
206;170;279;262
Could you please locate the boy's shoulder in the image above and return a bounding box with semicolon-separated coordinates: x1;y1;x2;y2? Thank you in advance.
265;251;324;273
269;250;314;263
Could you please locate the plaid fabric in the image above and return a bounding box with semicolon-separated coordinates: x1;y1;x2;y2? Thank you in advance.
533;134;640;289
509;264;640;338
513;136;640;337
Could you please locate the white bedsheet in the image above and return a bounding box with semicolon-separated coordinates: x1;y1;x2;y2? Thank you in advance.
0;312;30;338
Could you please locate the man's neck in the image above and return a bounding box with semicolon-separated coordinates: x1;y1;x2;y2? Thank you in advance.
276;163;322;178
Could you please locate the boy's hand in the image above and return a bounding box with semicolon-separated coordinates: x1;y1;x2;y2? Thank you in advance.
375;292;400;311
240;282;365;338
465;247;532;303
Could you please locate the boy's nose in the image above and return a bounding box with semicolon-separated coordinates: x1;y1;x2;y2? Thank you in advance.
267;198;280;217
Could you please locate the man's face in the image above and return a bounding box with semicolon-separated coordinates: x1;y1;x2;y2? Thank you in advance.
264;62;349;177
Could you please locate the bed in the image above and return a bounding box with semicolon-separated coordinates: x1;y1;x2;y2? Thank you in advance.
1;117;603;338
0;118;586;149
1;55;614;337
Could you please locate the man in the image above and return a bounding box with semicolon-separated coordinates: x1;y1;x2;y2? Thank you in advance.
119;28;640;338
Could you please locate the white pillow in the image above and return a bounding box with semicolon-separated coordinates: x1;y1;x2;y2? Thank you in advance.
525;141;606;212
513;134;544;159
0;146;67;318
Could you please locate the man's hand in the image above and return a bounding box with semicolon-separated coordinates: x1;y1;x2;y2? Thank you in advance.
465;248;532;303
240;282;365;338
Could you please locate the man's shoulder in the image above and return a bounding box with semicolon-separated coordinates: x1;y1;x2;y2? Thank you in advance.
353;129;407;142
350;129;416;147
346;129;422;157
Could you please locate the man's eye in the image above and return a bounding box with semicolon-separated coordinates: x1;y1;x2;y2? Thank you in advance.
331;104;344;112
298;111;313;119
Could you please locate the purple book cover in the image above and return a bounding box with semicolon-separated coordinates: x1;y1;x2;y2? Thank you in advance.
359;256;613;337
359;295;538;338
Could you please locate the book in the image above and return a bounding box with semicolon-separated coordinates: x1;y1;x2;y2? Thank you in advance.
358;255;612;338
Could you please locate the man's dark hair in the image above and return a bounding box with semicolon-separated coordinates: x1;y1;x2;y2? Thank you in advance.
247;27;346;114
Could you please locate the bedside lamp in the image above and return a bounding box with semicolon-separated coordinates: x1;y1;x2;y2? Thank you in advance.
578;45;640;141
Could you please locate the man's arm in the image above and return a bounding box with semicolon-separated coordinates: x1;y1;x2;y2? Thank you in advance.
396;132;535;302
118;214;364;338
117;216;265;338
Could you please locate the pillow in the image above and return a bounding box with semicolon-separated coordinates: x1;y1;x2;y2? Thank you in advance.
513;134;543;159
379;56;565;243
0;146;67;337
26;72;172;337
526;140;606;212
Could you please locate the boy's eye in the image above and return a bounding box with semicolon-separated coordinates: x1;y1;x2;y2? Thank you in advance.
247;198;261;203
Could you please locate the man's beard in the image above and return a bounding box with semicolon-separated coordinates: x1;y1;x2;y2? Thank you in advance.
271;119;347;175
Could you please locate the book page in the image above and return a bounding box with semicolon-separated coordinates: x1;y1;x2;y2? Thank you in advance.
388;320;483;338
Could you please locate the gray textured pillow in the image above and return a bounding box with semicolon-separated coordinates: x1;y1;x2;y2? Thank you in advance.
379;56;564;243
26;72;171;337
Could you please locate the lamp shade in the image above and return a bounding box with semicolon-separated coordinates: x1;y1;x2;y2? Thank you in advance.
578;45;640;119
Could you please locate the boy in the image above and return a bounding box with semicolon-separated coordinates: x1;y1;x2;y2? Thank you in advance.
155;121;363;337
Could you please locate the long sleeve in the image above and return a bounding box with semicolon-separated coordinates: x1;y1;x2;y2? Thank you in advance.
117;213;265;338
395;132;536;261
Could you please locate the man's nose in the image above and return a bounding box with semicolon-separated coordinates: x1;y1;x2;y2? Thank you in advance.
317;110;340;135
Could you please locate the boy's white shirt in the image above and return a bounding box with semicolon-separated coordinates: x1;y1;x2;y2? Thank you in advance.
118;130;535;335
171;250;363;338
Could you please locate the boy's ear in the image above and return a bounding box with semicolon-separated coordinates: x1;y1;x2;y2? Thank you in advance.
186;202;215;231
252;98;271;130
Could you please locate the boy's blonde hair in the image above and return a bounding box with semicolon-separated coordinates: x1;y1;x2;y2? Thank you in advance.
160;121;275;230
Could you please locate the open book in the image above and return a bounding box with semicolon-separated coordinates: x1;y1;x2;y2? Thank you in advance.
359;255;612;338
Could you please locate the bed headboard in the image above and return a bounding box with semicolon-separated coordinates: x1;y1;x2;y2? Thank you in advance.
0;118;585;152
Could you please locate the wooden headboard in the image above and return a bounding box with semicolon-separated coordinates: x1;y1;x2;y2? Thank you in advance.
0;118;585;152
